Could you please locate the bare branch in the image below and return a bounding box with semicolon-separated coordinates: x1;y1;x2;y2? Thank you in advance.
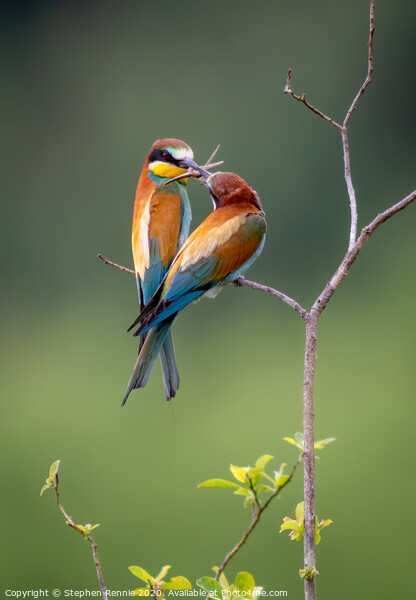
342;0;375;250
215;459;300;581
234;276;309;321
344;0;375;128
205;144;221;167
284;69;342;132
163;161;225;186
54;478;108;600
302;315;317;600
98;254;135;275
341;129;358;251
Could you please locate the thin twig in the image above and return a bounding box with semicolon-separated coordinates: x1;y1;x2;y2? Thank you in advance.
162;161;224;186
215;459;300;581
246;474;262;512
342;0;375;250
54;477;108;600
205;144;221;167
234;276;309;321
98;253;135;275
341;129;358;251
284;69;342;132
344;0;375;128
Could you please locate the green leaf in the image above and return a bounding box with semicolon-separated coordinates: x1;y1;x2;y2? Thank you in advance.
314;437;336;450
155;565;171;582
315;518;333;544
285;434;335;452
132;589;151;596
295;432;304;445
299;566;319;581
281;502;332;545
49;460;61;479
295;501;304;523
280;519;297;532
280;503;305;542
233;487;249;496
40;484;50;496
246;468;262;488
243;496;254;508
254;484;273;494
197;577;224;598
255;455;273;471
274;475;289;489
230;464;247;483
198;479;240;489
164;576;192;590
40;459;61;495
77;523;100;538
129;566;156;585
283;437;297;447
235;572;255;596
319;518;333;529
284;433;304;451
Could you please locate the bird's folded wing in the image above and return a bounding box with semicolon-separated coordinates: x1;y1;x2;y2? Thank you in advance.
133;184;185;304
134;213;266;334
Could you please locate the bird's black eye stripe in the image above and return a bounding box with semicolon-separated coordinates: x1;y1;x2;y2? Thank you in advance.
149;148;179;165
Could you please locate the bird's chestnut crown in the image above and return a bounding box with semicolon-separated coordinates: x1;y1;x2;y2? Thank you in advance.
207;172;263;211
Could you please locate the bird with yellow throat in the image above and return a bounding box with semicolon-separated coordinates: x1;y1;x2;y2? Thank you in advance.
125;169;267;405
124;138;201;406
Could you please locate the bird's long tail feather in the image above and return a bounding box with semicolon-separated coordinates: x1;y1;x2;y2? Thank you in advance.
160;331;180;402
122;317;176;406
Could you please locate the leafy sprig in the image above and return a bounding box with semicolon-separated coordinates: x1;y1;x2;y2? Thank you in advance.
40;460;107;599
197;570;262;600
283;433;336;454
280;501;332;545
129;565;192;597
198;454;290;509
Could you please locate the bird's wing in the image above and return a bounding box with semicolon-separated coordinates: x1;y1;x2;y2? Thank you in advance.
132;183;189;305
133;212;266;334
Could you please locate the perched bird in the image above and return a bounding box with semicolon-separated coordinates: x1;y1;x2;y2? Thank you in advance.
123;138;201;406
125;170;266;401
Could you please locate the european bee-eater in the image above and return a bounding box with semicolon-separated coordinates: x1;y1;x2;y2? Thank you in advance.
123;138;200;406
124;170;266;402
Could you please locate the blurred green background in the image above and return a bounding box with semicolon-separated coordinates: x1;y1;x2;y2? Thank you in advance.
1;0;415;597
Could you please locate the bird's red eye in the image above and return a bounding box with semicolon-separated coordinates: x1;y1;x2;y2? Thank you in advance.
162;151;171;161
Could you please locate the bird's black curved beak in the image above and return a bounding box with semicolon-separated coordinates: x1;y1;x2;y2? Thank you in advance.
178;157;211;180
